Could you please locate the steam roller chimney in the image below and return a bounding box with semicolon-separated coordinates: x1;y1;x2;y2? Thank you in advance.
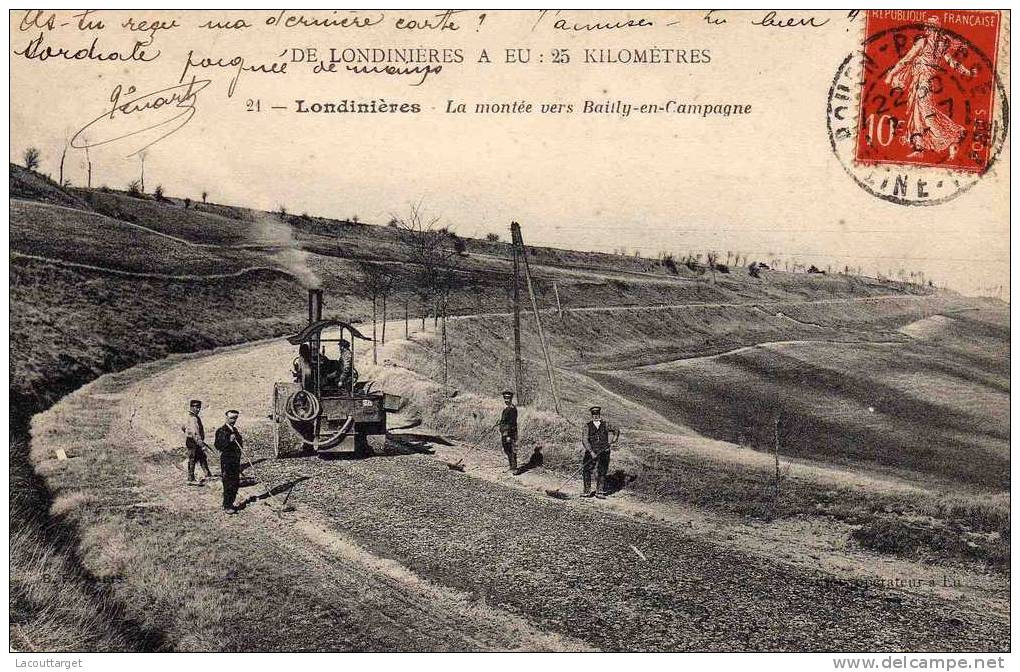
308;288;323;323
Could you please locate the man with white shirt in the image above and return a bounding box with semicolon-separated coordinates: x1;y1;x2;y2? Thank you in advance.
182;399;213;486
580;406;619;498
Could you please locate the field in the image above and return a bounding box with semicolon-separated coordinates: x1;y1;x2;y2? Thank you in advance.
8;164;1009;651
593;315;1010;488
389;298;1010;570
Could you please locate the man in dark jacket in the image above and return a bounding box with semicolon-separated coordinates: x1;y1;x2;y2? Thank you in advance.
498;390;519;472
214;409;244;514
182;399;213;485
581;406;619;498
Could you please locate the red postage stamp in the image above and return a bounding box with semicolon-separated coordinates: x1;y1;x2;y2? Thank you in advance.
854;9;1002;173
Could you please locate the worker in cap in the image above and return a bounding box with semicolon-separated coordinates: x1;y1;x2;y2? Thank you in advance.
181;399;213;486
214;410;244;514
321;338;357;390
580;405;619;498
498;390;519;473
336;338;356;390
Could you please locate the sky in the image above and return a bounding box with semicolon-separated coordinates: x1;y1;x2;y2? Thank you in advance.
8;9;1010;297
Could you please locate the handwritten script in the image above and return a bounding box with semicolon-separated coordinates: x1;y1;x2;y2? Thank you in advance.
71;76;211;156
12;9;861;153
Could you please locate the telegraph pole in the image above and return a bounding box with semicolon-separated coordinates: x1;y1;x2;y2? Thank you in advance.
510;224;524;404
512;222;561;415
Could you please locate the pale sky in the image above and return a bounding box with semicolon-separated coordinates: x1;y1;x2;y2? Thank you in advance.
9;9;1010;297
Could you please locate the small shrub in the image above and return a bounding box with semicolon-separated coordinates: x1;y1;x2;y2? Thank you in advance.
126;180;142;197
661;254;678;274
23;147;40;171
153;185;164;200
485;232;500;242
851;516;1008;567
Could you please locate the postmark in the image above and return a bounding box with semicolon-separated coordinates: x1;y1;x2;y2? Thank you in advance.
827;10;1008;206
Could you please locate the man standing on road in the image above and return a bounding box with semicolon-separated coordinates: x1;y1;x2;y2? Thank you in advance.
581;406;619;498
214;410;244;514
182;399;213;486
499;390;519;473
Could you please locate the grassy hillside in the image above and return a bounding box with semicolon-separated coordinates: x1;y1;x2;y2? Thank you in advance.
10;201;264;275
384;296;1009;570
75;189;260;245
8;163;966;650
592;313;1009;488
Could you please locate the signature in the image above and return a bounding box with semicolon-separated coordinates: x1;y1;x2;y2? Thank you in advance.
71;76;211;156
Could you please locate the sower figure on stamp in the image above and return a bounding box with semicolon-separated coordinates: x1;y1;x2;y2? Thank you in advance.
214;410;244;515
499;390;519;473
883;16;975;160
581;406;619;499
181;399;213;486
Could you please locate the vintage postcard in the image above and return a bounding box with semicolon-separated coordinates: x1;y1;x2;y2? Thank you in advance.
7;7;1010;661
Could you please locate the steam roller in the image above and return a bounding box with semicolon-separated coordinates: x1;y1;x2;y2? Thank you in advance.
270;289;402;457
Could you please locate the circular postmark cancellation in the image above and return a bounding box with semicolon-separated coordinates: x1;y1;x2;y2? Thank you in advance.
827;10;1008;206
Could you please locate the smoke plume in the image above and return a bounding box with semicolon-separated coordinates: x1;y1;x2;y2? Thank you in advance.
253;212;321;289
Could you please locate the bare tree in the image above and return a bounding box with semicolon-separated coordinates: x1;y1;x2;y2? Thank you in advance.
706;250;719;284
380;273;393;345
84;141;92;188
360;262;394;364
59;137;68;186
23;147;40;171
138;150;147;192
393;201;461;394
417;286;430;331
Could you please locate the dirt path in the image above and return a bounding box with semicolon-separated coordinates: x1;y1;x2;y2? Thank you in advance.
32;324;1009;651
613;337;908;372
449;293;939;322
10;251;291;282
34;344;589;652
